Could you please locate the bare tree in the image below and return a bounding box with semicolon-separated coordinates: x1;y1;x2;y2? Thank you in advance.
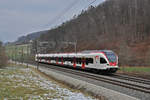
37;0;150;66
0;41;8;67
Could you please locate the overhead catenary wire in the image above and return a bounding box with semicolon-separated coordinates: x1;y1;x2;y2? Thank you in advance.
22;0;102;37
83;0;97;10
45;0;81;28
44;0;98;29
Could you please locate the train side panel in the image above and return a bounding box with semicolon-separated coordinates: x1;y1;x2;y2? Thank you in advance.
36;51;118;73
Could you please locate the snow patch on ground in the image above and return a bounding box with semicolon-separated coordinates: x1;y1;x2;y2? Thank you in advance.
0;66;97;100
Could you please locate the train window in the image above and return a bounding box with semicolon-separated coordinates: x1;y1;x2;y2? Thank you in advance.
58;57;61;62
85;60;88;65
41;57;44;59
64;57;73;62
100;58;107;64
76;58;78;64
71;58;74;63
51;57;54;60
79;58;82;64
64;57;67;61
67;57;70;61
70;58;73;63
70;58;72;62
52;57;55;60
85;58;93;65
88;58;93;64
76;58;81;64
85;58;88;65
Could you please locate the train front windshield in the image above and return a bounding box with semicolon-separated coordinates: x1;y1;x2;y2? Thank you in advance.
105;52;117;63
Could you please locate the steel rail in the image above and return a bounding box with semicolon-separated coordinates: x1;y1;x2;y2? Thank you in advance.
24;60;150;94
37;62;150;94
112;73;150;85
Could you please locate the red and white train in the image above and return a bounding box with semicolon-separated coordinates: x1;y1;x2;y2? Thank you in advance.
35;50;119;73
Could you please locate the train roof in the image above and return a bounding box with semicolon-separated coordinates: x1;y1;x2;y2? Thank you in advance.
81;50;114;53
36;50;116;58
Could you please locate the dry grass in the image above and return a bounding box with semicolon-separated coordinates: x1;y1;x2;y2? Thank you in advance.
32;68;106;100
0;64;98;100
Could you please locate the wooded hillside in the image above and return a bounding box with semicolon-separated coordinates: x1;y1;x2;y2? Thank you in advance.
38;0;150;66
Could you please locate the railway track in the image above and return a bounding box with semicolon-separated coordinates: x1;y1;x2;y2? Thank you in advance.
112;73;150;85
37;63;150;94
24;61;150;94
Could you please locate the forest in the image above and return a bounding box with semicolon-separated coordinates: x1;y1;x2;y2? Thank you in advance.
36;0;150;66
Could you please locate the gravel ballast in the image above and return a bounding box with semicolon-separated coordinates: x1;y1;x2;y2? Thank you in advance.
14;61;149;100
27;63;139;100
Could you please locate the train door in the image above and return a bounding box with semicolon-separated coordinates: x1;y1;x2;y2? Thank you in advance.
82;57;85;69
95;56;100;68
100;57;107;68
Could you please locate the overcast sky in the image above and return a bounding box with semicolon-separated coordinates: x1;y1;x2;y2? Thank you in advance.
0;0;104;43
